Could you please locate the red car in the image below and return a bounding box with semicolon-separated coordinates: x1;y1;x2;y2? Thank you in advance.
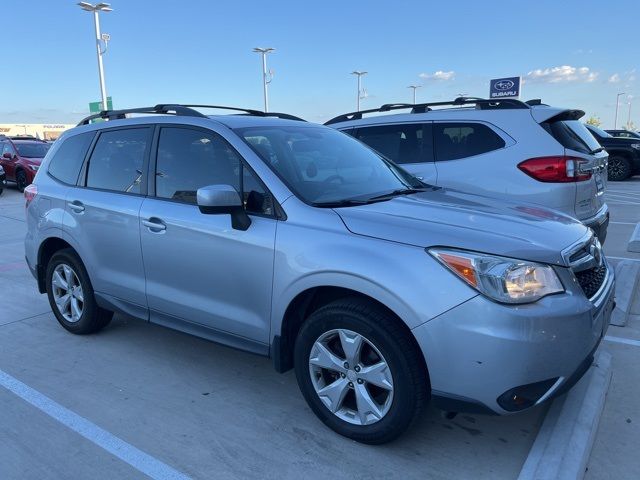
0;136;51;192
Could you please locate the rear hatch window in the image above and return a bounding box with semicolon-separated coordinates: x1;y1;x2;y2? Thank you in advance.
542;120;602;154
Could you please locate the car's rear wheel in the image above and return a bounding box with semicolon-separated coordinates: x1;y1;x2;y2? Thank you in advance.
607;156;632;181
15;169;27;192
294;298;429;444
46;249;112;334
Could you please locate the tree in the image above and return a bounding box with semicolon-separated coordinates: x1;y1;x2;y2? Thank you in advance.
624;120;636;131
585;116;601;127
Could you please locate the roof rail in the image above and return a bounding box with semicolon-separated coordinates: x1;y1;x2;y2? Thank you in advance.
324;96;531;125
77;103;306;126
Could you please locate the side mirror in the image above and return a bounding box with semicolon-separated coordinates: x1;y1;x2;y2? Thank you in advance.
2;152;12;159
196;184;251;231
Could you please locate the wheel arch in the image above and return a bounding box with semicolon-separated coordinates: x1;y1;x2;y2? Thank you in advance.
36;236;78;293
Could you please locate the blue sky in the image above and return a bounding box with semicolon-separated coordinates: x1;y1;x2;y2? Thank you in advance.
2;0;638;127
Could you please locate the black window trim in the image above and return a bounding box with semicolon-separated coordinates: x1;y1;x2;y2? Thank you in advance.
149;124;283;220
46;131;97;186
78;125;154;197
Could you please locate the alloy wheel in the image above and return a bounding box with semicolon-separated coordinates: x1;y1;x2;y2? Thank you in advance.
51;264;84;323
308;328;394;425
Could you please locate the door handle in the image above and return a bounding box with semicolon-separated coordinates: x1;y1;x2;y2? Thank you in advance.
142;218;166;232
68;201;85;213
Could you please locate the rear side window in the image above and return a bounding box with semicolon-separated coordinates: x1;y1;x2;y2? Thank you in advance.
543;121;602;154
354;123;433;164
86;128;150;194
47;132;94;185
434;122;505;161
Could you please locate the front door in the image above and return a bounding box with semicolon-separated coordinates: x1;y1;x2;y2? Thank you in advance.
140;126;277;346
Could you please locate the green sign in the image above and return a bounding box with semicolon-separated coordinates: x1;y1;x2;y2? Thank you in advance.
89;97;113;122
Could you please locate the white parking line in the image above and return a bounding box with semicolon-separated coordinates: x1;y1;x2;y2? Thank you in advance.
605;193;640;200
0;369;192;480
606;190;640;197
609;221;638;226
606;255;640;262
604;336;640;347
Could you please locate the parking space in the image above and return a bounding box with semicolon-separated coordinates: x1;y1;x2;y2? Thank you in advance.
0;186;544;479
1;175;640;480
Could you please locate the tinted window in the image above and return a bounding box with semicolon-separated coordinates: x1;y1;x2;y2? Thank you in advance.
238;126;422;206
15;142;51;158
545;121;603;154
155;127;273;215
2;142;15;156
86;128;150;194
434;123;505;161
47;132;94;185
354;123;433;164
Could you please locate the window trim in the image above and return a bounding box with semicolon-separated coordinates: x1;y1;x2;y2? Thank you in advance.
79;125;154;197
46;131;97;186
149;124;282;220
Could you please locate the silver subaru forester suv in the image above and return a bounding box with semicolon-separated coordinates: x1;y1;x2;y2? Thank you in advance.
24;104;615;444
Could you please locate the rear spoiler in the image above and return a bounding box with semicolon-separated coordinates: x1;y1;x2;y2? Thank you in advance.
530;108;585;124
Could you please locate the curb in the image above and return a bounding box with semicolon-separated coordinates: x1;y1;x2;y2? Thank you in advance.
610;261;640;327
518;351;612;480
628;223;640;253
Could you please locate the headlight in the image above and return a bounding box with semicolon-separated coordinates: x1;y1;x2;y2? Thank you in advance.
29;165;39;172
429;248;564;304
631;143;640;150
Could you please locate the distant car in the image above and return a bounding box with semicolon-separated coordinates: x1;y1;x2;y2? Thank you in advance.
327;97;610;242
0;164;5;195
585;125;640;181
604;129;640;139
0;136;51;192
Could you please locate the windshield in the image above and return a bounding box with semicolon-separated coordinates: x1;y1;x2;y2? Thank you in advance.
236;126;423;206
15;142;51;158
586;125;612;139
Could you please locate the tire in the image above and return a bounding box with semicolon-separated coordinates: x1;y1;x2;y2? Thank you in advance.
607;156;632;181
45;248;112;334
294;298;429;444
16;169;27;192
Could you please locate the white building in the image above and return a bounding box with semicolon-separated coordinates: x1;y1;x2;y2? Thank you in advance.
0;123;75;140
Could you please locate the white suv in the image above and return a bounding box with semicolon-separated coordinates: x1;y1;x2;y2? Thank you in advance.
327;98;610;241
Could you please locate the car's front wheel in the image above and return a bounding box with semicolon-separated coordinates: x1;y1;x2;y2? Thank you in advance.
46;249;112;334
294;298;429;444
16;169;27;192
607;155;632;181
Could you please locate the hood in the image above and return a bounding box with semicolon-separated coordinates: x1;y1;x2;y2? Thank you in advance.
598;136;640;147
18;156;44;166
335;189;589;266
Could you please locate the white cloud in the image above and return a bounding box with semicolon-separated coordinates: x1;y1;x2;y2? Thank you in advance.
525;65;599;84
608;73;621;83
419;70;455;81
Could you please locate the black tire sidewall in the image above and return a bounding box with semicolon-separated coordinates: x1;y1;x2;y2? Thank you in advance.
608;156;631;181
16;170;26;192
45;249;105;334
294;303;424;443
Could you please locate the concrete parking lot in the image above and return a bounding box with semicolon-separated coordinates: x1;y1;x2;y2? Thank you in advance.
0;179;639;480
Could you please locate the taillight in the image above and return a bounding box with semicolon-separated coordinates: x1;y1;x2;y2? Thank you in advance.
518;156;592;183
24;184;37;208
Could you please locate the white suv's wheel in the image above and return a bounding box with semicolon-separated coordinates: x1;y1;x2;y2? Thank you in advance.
294;298;429;444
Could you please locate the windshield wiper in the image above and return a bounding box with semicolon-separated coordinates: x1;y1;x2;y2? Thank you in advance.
590;147;605;154
367;187;430;201
312;199;374;208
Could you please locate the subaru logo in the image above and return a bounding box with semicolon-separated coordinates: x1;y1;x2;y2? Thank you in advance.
589;239;603;267
495;80;515;90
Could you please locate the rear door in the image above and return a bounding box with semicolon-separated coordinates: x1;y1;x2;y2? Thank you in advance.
350;123;437;184
542;119;607;219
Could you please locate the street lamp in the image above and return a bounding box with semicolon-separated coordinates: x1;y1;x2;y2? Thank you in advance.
351;71;368;112
78;2;112;112
252;47;275;112
407;85;421;104
614;92;626;130
627;97;633;129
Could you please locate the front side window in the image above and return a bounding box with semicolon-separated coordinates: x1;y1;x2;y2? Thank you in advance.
155;127;273;215
354;123;433;164
434;122;506;161
47;132;94;185
2;142;15;157
86;128;150;194
237;126;423;206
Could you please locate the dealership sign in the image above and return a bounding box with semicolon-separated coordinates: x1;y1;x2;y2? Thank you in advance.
489;77;521;99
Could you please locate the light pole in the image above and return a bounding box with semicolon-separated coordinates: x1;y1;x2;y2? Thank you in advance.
351;71;368;112
78;2;112;112
252;47;275;112
407;85;421;104
627;97;632;129
614;92;626;129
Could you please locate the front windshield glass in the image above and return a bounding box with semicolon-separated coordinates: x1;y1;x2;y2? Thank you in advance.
15;142;51;158
236;126;422;205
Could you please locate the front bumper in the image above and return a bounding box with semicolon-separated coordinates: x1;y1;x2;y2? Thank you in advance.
582;204;609;244
412;262;615;414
